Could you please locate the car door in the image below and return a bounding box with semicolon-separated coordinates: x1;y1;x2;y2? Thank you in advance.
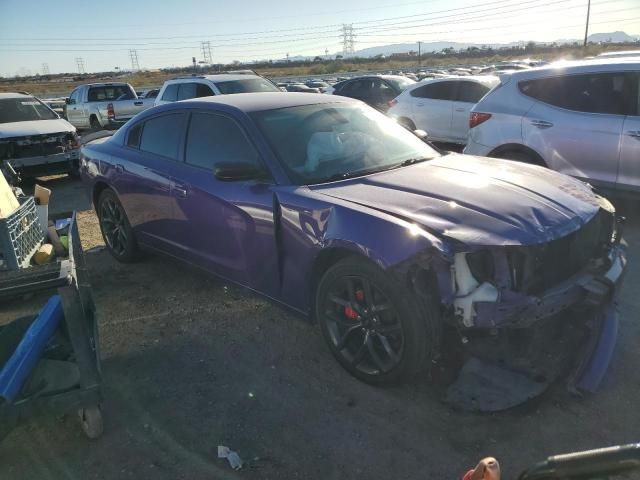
169;110;280;295
114;112;188;256
450;81;491;143
408;80;455;141
66;88;85;126
521;72;628;187
617;72;640;192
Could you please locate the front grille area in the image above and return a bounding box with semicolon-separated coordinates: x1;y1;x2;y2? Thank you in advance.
0;133;71;160
508;209;613;294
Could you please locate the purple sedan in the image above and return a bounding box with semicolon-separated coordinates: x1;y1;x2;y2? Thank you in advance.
80;93;626;411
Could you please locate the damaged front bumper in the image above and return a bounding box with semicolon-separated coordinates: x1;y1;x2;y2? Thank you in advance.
440;214;627;411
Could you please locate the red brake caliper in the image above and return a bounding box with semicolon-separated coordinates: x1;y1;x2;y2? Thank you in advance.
344;289;365;321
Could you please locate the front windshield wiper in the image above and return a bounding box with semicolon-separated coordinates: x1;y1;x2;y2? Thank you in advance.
312;156;432;184
399;156;431;167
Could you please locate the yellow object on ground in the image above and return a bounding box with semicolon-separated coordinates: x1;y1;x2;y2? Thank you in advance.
34;243;55;264
59;235;69;251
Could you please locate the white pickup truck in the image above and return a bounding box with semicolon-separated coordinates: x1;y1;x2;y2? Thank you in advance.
64;83;153;130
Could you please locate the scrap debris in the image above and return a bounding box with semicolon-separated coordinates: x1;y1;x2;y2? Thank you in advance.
218;445;243;470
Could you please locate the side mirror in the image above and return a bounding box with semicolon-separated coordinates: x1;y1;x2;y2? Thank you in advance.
65;98;71;105
214;162;267;181
413;129;428;140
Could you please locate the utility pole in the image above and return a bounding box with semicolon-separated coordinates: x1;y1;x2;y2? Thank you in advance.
286;53;290;63
129;49;140;71
583;0;591;47
75;57;85;74
325;48;329;59
201;41;212;64
42;63;50;75
418;41;422;67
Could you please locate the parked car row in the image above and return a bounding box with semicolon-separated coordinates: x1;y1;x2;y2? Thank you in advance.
79;91;626;409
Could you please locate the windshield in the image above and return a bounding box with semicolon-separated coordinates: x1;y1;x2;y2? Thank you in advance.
0;97;58;123
253;102;439;185
385;77;416;91
216;78;281;94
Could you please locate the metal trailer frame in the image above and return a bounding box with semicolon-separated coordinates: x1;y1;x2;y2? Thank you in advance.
0;212;102;441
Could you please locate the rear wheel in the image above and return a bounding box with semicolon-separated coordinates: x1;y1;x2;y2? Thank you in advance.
492;149;544;166
97;189;139;262
315;257;437;385
89;116;101;131
397;117;416;131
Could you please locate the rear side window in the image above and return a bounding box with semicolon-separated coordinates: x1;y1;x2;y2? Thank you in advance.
410;81;456;100
87;85;135;102
161;84;179;102
185;112;260;170
177;83;197;101
196;84;214;97
126;123;142;148
519;72;638;115
215;78;280;95
455;81;491;103
139;113;185;160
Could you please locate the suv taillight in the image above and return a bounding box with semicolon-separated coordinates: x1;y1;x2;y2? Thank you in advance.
107;103;115;120
388;98;398;108
469;112;491;129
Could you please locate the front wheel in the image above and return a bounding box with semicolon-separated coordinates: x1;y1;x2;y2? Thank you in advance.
315;257;438;385
97;189;139;262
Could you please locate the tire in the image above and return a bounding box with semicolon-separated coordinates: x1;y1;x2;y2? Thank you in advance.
397;117;416;131
492;149;543;166
315;257;438;385
97;188;139;263
89;116;101;131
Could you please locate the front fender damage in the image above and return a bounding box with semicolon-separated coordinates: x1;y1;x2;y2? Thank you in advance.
396;223;626;412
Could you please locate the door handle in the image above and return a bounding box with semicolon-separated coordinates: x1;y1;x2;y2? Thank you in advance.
455;108;465;112
416;103;424;107
115;164;124;174
172;184;188;198
530;119;554;129
134;101;143;106
626;130;640;139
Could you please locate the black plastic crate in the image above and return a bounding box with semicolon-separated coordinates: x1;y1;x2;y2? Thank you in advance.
0;197;45;270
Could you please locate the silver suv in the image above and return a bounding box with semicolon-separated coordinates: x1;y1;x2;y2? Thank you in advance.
154;72;280;106
464;59;640;195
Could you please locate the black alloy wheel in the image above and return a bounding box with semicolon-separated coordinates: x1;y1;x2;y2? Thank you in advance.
97;189;138;262
316;258;436;385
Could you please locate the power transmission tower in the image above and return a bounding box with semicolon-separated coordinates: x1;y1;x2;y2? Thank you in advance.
201;41;212;64
75;57;85;74
42;63;50;75
129;49;140;71
341;24;355;55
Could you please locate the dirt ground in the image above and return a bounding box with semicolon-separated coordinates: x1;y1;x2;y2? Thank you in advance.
1;175;639;480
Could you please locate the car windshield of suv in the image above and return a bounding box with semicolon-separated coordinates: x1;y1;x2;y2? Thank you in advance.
385;77;416;91
0;97;58;123
253;102;439;184
215;78;281;94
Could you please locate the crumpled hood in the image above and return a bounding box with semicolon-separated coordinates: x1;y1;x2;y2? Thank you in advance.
311;154;604;246
0;119;75;139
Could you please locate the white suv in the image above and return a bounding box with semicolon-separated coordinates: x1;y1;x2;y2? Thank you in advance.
464;59;640;194
387;76;499;144
154;72;280;106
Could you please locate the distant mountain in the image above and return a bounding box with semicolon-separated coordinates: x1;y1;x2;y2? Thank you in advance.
587;31;639;43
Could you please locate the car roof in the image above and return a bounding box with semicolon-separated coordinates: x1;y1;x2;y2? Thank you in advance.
165;92;356;113
165;74;263;84
0;92;34;99
503;57;640;80
406;75;499;89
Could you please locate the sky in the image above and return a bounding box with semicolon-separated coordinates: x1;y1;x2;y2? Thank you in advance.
0;0;639;76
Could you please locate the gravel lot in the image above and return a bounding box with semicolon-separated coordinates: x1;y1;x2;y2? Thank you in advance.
1;175;638;480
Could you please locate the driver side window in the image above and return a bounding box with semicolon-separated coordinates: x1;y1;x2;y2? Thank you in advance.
69;89;79;105
185;112;261;171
